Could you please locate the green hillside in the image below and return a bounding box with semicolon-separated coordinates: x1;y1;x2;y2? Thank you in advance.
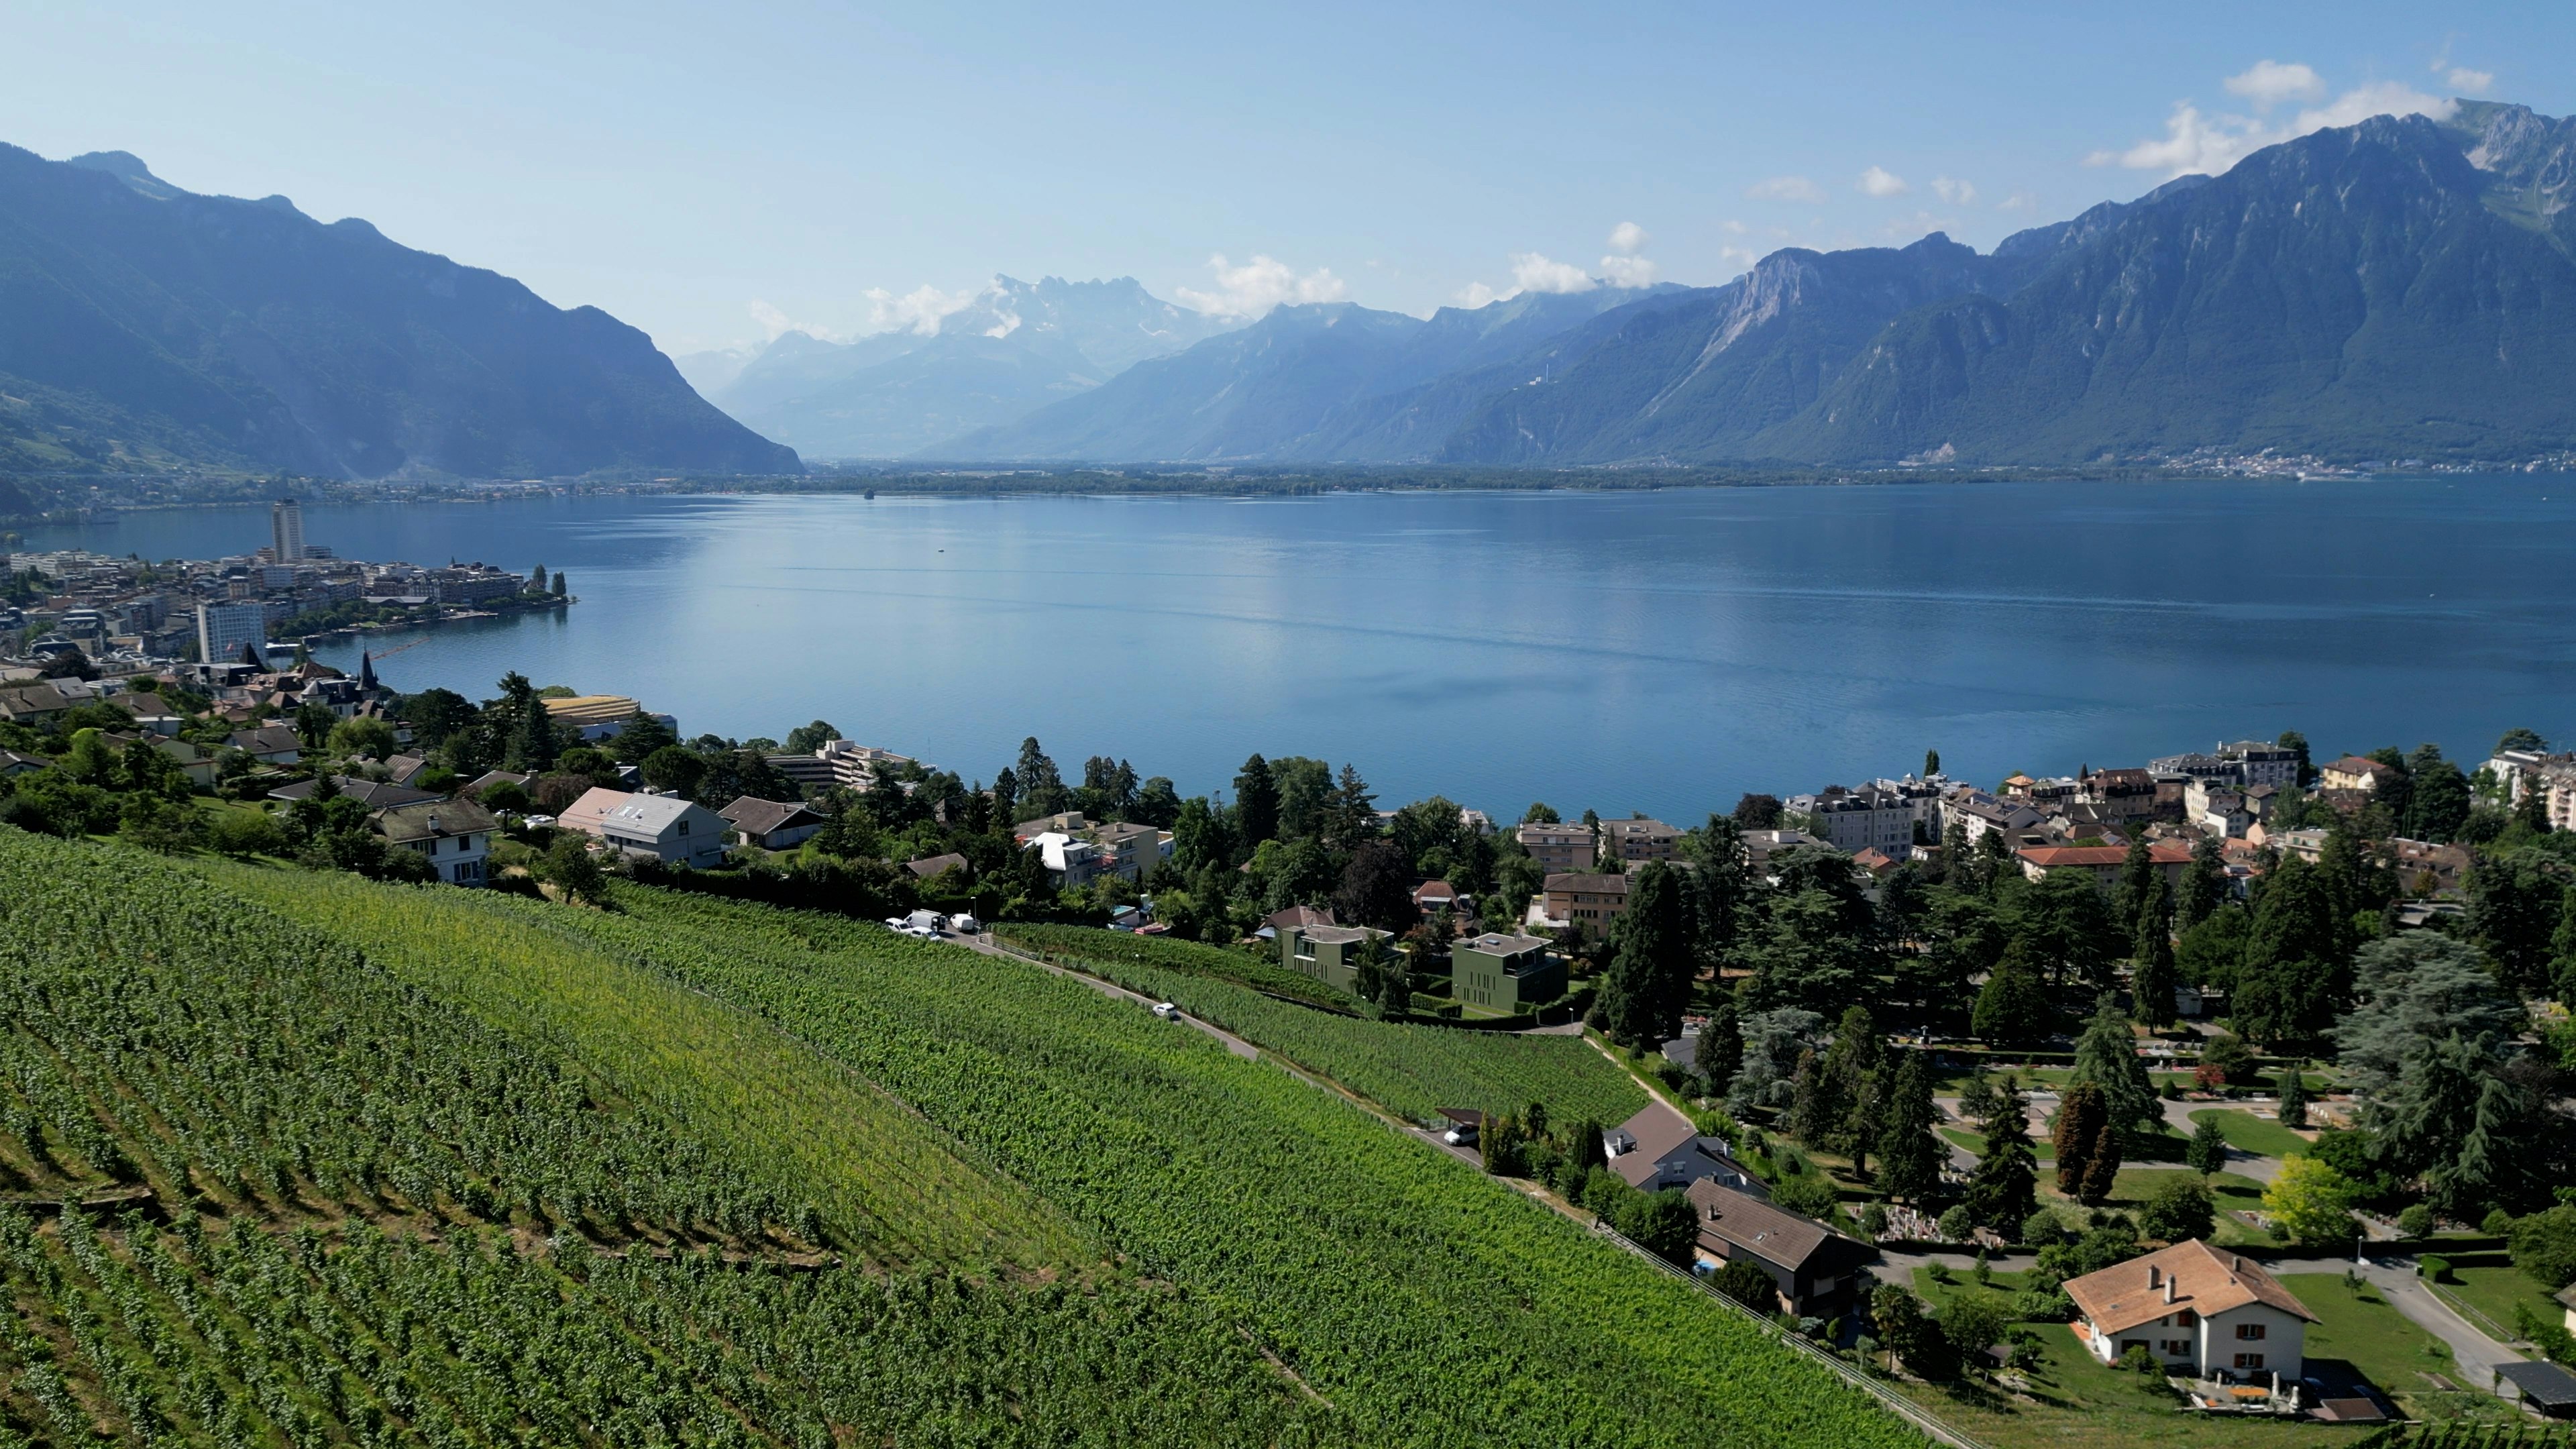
0;828;1919;1446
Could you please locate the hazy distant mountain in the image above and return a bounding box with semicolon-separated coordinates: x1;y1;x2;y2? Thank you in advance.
929;102;2576;469
714;275;1237;458
0;146;798;480
936;286;1674;462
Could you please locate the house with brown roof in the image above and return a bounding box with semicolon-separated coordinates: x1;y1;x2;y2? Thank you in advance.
2016;839;2194;892
2319;756;2401;794
1685;1179;1874;1318
1542;871;1629;927
1603;1102;1768;1197
1600;816;1680;863
719;796;826;851
1515;821;1597;873
2063;1240;2316;1379
906;851;971;882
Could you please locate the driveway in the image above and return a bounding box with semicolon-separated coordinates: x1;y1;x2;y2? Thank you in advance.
2359;1256;2522;1399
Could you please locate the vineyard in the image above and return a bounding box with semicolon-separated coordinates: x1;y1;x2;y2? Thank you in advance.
995;923;1650;1125
0;826;1921;1446
994;923;1360;1009
0;828;1325;1446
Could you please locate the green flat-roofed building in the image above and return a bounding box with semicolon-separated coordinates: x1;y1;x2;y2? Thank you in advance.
1280;922;1389;993
1450;931;1564;1012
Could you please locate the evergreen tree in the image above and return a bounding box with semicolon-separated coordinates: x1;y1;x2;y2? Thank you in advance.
1597;861;1691;1045
1694;992;1742;1097
2278;1059;2310;1129
1874;1051;1940;1203
2176;833;2228;931
1233;754;1279;845
1963;1075;2037;1231
1818;1004;1886;1170
1014;738;1068;817
2079;1115;2123;1203
1970;942;2051;1044
1786;1049;1834;1145
2237;855;2344;1046
2130;872;2179;1028
2112;836;2157;939
1925;748;1941;777
552;570;568;597
2186;1114;2229;1177
2069;997;2159;1138
2553;889;2576;1004
2053;1081;2107;1198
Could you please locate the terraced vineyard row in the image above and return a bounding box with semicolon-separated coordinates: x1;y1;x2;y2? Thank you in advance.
547;888;1922;1448
996;924;1649;1125
996;923;1360;1009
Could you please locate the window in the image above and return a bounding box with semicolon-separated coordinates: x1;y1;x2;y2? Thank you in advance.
2233;1352;2265;1371
2176;1309;2198;1326
2160;1339;2189;1356
677;820;689;834
2234;1323;2267;1341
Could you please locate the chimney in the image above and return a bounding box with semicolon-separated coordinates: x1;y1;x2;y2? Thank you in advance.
2232;1254;2243;1272
2165;1274;2177;1305
2147;1265;2160;1289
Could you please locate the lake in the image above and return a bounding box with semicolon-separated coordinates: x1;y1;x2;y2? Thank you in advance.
26;478;2576;819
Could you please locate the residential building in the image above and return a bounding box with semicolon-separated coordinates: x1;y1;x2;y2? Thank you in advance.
2390;838;2473;897
1516;821;1597;873
195;601;267;667
460;769;530;800
267;776;443;809
1023;830;1104;887
1941;790;2046;846
0;749;46;776
2085;767;2161;820
1739;828;1829;871
542;695;665;742
2016;840;2196;892
270;498;306;564
1599;816;1681;863
1785;786;1916;854
1090;821;1171;880
2485;748;2569;805
817;740;914;792
905;851;971;882
1686;1179;1874;1319
0;682;74;724
1411;879;1466;915
1604;1102;1770;1196
1542;872;1629;927
1278;922;1388;994
1258;905;1337;938
2547;763;2576;833
2184;778;2252;839
765;753;837;792
720;796;826;851
560;788;729;869
1448;932;1564;1013
2320;755;2402;794
381;754;429;788
369;799;496;886
2063;1240;2316;1379
1457;808;1495;837
2268;827;2329;863
227;724;304;764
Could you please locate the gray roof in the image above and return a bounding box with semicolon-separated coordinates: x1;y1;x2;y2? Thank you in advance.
2498;1359;2576;1408
719;796;821;835
372;798;499;844
906;851;971;879
1544;872;1629;893
268;776;441;808
1686;1178;1849;1274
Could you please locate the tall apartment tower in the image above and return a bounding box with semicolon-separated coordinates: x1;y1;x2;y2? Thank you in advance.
271;498;306;563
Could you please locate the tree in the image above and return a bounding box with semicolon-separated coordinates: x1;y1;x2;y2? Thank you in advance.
327;716;398;761
1732;793;1783;830
2510;1205;2576;1290
1613;1188;1698;1264
2469;849;2567;994
1233;755;1278;845
2069;998;2159;1138
2262;1155;2355;1245
293;700;339;749
641;745;708;798
2279;730;2314;786
2175;833;2229;931
1875;1051;1941;1203
1872;1284;1955;1379
1713;1256;1779;1310
2499;727;2549;756
2186;1115;2229;1178
401;688;476;749
1694;994;1741;1097
783;719;840;753
2236;855;2344;1046
1332;841;1417;934
545;833;608;906
552;570;568;597
1013;738;1067;818
2016;867;2116;989
2053;1081;2110;1199
1964;1075;2037;1231
1925;748;1941;777
2198;1032;2255;1087
1786;1049;1833;1145
2131;873;2180;1028
2138;1177;2216;1242
1817;1004;1886;1170
1970;943;2051;1045
1597;861;1692;1046
2112;837;2157;940
1939;1293;2008;1375
2277;1059;2310;1129
2332;933;2526;1093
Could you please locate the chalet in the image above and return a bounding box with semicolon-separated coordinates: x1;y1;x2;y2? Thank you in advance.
1411;878;1466;914
2063;1240;2316;1379
720;796;826;851
1686;1179;1874;1318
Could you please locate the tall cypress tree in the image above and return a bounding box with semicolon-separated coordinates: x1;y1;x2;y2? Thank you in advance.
1694;992;1742;1098
2277;1059;2310;1129
1233;754;1279;845
2131;872;2180;1028
1599;861;1689;1046
2053;1081;2107;1198
1874;1050;1940;1203
2112;836;2157;939
1819;1004;1886;1170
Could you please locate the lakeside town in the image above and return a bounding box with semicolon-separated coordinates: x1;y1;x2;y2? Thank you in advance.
8;623;2576;1436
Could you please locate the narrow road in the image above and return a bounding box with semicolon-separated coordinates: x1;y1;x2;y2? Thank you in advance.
2356;1256;2520;1398
966;930;1257;1061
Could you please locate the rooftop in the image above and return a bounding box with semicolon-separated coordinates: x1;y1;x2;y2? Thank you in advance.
2063;1240;2314;1336
1686;1178;1847;1273
1544;872;1629;893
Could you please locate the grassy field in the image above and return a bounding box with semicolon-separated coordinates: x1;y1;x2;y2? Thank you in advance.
991;924;1648;1126
2438;1263;2565;1344
2277;1273;2513;1422
2189;1108;2315;1159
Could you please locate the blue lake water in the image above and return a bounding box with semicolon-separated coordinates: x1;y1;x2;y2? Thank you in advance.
28;478;2576;819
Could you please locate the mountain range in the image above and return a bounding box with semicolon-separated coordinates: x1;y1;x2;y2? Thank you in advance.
0;147;796;480
696;276;1237;459
916;101;2576;468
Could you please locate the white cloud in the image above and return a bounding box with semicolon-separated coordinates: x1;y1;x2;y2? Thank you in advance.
747;299;821;341
1746;174;1825;203
1858;166;1909;197
1598;254;1658;287
1931;176;1976;205
1510;252;1596;294
1997;190;2038;212
1453;281;1503;308
1718;245;1760;272
2446;66;2496;95
859;283;978;335
2222;60;2326;109
2089;70;2459;178
1173;253;1350;319
1721;219;1747;234
1607;221;1647;254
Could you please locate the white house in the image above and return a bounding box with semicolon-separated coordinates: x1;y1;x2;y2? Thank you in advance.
2063;1240;2316;1381
561;787;729;869
1025;830;1104;887
719;795;826;851
370;799;498;886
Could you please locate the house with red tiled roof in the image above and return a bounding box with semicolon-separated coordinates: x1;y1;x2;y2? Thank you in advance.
2016;839;2194;892
2063;1239;2316;1379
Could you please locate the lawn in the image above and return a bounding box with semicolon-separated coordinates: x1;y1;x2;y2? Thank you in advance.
2436;1264;2563;1345
2277;1273;2506;1421
1941;1126;2055;1161
2189;1108;2314;1160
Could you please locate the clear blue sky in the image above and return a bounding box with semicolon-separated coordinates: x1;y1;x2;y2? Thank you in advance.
6;3;2566;354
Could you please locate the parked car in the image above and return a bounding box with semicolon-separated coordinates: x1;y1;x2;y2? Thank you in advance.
1150;1002;1178;1020
1442;1124;1479;1146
